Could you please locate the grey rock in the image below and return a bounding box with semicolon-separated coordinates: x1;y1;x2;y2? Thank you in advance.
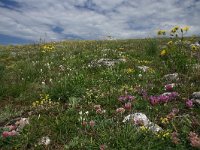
192;92;200;99
164;73;179;81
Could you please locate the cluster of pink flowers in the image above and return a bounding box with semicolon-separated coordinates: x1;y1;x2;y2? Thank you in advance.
149;92;179;105
166;108;179;120
1;125;18;138
118;95;135;103
171;132;180;144
188;132;200;148
117;94;134;112
94;105;106;114
186;99;193;108
82;120;95;128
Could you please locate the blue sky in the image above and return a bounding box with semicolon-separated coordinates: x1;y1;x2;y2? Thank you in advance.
0;0;200;45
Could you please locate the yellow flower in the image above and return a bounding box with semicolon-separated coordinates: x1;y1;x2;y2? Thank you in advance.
167;41;173;45
191;45;197;51
126;68;135;74
163;132;170;138
157;30;166;36
160;49;167;56
182;26;189;32
160;117;169;124
32;102;36;107
140;126;148;132
174;26;179;30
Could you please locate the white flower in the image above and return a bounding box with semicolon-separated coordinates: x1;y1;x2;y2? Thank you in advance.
38;136;51;146
79;111;83;115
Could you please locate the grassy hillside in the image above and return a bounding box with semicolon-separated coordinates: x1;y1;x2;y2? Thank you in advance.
0;36;200;149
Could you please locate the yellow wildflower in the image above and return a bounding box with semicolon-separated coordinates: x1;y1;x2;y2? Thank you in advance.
32;102;36;107
191;45;197;51
167;41;173;45
160;49;167;56
182;26;189;32
126;68;135;74
140;126;148;132
160;117;169;124
157;30;166;36
163;132;170;138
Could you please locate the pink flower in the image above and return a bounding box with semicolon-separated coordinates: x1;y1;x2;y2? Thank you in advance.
189;132;200;148
186;99;193;108
124;102;132;110
171;132;180;144
165;83;175;91
82;121;87;126
89;120;95;127
116;107;125;114
96;108;102;114
7;125;17;131
100;144;107;150
2;131;18;138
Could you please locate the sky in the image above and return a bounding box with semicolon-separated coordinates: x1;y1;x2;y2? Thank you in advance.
0;0;200;45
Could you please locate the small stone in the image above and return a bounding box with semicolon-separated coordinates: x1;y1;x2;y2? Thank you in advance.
192;92;200;99
191;99;200;106
164;73;179;82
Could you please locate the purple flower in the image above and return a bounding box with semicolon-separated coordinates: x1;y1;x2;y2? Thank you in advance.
118;96;126;102
118;95;135;103
159;95;170;103
186;99;193;108
165;83;175;91
149;96;160;105
127;95;135;101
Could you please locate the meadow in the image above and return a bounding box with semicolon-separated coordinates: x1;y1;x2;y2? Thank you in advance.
0;27;200;149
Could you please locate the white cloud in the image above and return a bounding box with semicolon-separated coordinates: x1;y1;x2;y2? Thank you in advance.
0;0;199;43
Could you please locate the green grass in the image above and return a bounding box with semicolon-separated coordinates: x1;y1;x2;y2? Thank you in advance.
0;38;200;149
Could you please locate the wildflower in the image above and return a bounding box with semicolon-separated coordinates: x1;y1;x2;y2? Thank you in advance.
191;45;197;51
157;30;166;36
149;96;160;105
118;96;126;102
32;102;36;107
171;26;179;33
2;131;18;138
38;136;51;146
163;132;170;138
167;41;173;45
171;132;180;144
89;120;95;127
82;121;87;126
124;102;132;110
182;26;190;32
7;125;17;131
116;107;125;114
160;117;169;124
165;83;175;91
85;111;89;115
126;68;135;74
186;99;193;108
140;126;148;132
79;111;83;115
100;144;107;150
160;49;167;56
188;132;200;148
